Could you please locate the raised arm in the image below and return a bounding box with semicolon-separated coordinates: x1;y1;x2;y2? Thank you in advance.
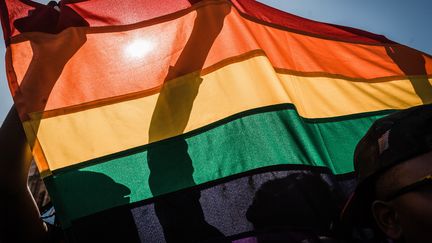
0;106;48;242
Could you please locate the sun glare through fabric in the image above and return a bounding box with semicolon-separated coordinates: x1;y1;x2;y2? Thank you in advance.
124;39;154;59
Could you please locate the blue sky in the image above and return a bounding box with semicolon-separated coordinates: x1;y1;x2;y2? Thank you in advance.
0;0;431;124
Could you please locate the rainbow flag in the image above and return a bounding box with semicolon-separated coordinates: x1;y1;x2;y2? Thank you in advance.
2;0;432;241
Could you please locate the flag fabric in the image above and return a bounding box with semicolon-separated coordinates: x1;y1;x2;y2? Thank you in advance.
1;0;432;241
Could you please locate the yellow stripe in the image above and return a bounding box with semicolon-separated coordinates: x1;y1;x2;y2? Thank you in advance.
28;55;431;173
22;122;51;177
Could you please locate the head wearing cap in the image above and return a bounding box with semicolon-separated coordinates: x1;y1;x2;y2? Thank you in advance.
341;104;432;226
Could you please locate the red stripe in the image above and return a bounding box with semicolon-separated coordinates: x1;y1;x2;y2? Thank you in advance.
231;0;394;44
4;0;393;45
3;0;200;38
65;0;200;27
0;0;11;45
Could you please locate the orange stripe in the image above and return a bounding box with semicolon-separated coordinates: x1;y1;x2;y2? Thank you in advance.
7;1;432;117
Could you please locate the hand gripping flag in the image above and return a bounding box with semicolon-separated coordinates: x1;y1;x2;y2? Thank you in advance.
1;0;432;241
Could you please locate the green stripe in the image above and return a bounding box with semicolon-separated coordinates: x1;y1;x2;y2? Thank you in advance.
45;105;390;227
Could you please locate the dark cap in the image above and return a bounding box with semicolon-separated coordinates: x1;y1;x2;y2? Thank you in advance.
341;104;432;226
